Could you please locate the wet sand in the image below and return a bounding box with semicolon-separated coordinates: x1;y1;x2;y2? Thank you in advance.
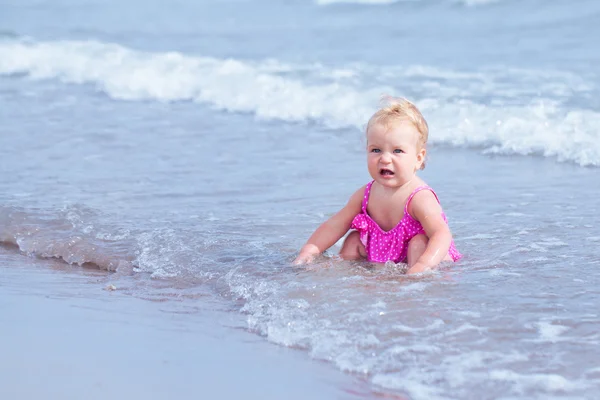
0;248;371;400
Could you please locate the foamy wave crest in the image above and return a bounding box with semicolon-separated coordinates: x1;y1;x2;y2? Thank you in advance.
0;38;374;129
2;38;599;166
427;100;600;167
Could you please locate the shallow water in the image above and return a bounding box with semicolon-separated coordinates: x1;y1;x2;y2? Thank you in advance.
2;0;600;398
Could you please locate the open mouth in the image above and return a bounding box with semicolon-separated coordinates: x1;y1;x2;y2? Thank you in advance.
380;168;394;176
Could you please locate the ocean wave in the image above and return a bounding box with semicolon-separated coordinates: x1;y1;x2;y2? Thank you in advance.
2;202;599;398
0;204;281;281
0;37;373;129
222;257;598;399
1;38;599;166
0;205;134;272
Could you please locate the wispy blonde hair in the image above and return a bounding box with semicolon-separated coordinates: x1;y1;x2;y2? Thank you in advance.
366;96;429;169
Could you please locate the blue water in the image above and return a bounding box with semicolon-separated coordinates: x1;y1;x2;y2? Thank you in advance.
2;0;600;398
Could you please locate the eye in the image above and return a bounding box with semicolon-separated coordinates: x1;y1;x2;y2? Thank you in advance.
394;149;404;154
370;148;381;153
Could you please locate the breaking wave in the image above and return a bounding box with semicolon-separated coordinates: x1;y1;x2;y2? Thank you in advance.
1;37;599;166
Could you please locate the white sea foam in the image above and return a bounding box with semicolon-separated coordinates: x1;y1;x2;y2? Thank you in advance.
0;38;374;129
372;373;446;400
535;321;570;343
489;370;575;392
2;38;599;166
443;322;487;336
386;343;441;355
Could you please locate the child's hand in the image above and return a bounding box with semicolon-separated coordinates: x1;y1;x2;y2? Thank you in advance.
293;244;320;265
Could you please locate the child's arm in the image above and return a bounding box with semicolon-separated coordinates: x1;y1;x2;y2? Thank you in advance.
293;186;365;265
406;191;453;274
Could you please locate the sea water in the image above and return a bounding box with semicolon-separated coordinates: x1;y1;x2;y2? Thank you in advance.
1;0;600;398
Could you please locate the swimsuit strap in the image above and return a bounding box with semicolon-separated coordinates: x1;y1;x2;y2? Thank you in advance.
362;181;374;213
404;186;440;217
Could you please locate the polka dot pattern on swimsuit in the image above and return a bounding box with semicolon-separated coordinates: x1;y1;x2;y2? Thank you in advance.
350;181;462;263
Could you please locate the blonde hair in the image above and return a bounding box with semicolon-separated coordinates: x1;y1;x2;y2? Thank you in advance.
366;96;429;169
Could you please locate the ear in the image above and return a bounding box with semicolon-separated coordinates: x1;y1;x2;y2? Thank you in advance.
416;147;426;170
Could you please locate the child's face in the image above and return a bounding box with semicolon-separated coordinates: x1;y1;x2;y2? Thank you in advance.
366;121;425;188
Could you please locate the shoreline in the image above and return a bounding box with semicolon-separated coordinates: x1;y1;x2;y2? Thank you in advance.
0;249;372;400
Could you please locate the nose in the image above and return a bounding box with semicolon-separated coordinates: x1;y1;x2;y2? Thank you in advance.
380;152;392;164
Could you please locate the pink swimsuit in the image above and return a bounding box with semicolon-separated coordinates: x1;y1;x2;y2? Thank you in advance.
350;181;461;263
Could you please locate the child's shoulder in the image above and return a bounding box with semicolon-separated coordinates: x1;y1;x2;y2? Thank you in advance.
407;181;442;214
410;179;439;200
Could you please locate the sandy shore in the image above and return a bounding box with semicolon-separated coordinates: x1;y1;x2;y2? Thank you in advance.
0;249;370;400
